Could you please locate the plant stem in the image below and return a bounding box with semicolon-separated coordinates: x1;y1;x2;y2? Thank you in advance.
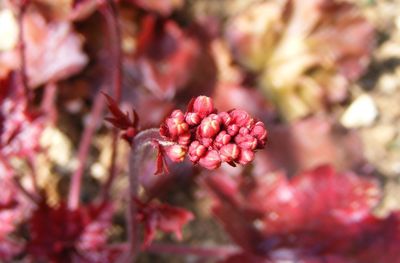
123;128;171;262
12;176;40;205
68;91;105;210
16;1;31;102
101;0;123;201
26;155;38;194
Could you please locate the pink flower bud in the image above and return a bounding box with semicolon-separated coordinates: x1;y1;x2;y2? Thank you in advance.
219;144;240;162
227;124;240;136
239;127;250;135
185;112;201;126
201;137;213;148
170;110;185;121
178;133;191;146
218;112;232;126
188;141;207;162
193;96;214;118
235;134;258;150
199;150;221;170
251;121;268;147
166;110;189;137
214;131;232;149
230;109;254;128
198;114;221;138
237;149;254;165
165;145;187;162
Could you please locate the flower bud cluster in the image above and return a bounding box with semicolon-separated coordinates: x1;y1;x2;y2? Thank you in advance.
160;96;267;170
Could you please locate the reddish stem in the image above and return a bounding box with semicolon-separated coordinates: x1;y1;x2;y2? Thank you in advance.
16;2;31;102
12;177;40;205
41;82;58;124
118;128;172;262
68;92;105;210
101;0;123;200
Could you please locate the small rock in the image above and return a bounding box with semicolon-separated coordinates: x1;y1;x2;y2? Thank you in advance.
378;74;399;94
341;94;378;128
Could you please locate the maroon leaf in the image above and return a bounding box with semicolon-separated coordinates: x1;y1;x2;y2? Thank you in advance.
0;11;88;88
27;201;113;262
206;165;400;262
135;199;194;247
134;16;201;99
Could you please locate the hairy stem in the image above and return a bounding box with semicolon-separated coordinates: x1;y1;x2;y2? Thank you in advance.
123;128;169;262
68;92;105;210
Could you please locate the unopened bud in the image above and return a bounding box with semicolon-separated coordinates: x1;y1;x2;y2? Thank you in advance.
165;145;187;162
237;149;254;165
199;150;221;170
193;96;214;118
251;121;267;147
201;137;213;148
214;131;231;148
188;141;207;162
227;124;239;136
239;127;250;135
218;112;231;126
166;110;189;137
170;110;185;121
219;144;240;162
235;134;257;150
199;114;221;138
178;133;191;146
185;112;201;126
230;109;254;128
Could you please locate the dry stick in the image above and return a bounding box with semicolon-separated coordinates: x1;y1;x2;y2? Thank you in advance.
101;0;123;201
68;92;105;210
26;155;39;195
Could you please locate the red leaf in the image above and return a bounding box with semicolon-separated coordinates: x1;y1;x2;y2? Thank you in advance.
206;165;400;262
135;199;193;247
27;201;113;262
134;16;200;99
0;11;88;88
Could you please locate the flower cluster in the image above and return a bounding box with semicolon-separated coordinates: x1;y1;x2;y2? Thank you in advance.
160;96;267;170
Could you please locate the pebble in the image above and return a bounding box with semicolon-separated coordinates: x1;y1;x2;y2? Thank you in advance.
378;74;399;94
341;94;378;128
